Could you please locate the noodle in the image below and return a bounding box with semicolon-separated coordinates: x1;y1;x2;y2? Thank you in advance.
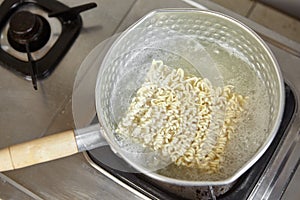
116;60;246;173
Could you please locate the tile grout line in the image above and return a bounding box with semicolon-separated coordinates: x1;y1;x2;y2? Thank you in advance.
113;0;138;34
0;173;44;200
40;95;73;137
245;1;257;18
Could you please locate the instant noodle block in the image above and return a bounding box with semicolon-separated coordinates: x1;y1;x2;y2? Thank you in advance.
116;60;246;173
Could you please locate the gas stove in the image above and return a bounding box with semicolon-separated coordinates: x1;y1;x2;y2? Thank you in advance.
0;0;299;200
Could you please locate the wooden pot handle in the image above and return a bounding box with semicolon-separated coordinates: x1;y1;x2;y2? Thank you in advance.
0;130;78;172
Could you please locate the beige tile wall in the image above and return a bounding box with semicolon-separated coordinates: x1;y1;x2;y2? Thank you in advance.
208;0;254;16
209;0;300;43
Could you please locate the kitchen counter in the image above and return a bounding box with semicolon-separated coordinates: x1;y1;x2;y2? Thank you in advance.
0;0;299;199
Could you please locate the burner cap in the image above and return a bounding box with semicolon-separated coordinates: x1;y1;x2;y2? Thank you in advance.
9;11;38;42
7;11;51;52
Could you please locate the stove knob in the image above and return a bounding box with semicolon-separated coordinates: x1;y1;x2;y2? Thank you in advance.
8;11;41;44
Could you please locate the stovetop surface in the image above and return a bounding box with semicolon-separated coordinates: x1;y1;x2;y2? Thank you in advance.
0;0;299;200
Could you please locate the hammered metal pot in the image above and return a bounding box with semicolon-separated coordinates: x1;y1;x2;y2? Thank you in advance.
96;9;285;186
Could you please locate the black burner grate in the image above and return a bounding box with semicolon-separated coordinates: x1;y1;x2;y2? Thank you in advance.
0;0;96;89
0;0;81;79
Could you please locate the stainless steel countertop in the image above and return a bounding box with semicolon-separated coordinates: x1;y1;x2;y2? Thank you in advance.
0;0;299;199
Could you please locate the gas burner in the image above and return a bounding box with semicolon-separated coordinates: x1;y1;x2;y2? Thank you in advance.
7;11;51;53
0;0;97;89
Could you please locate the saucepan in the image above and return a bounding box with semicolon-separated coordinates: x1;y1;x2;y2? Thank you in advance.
0;9;284;186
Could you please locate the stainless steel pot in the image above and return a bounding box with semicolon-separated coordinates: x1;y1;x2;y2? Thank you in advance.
0;9;284;186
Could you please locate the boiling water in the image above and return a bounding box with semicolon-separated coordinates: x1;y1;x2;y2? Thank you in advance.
108;43;271;179
110;46;219;124
157;43;271;181
109;48;209;170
